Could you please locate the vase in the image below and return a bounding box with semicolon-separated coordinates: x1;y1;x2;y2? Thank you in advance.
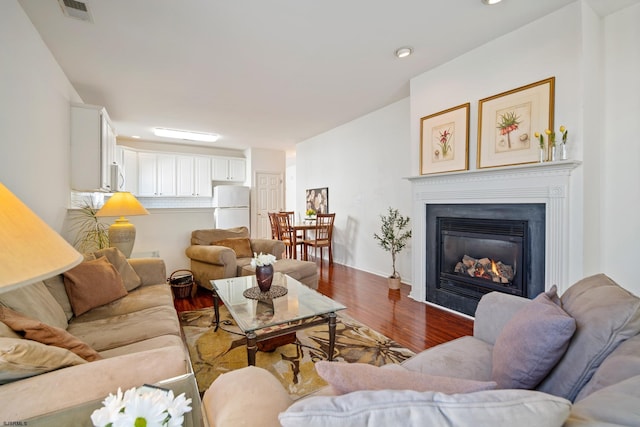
255;264;274;292
539;148;546;163
548;144;557;162
558;142;568;160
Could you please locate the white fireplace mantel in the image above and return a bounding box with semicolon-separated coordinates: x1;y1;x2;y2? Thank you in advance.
407;160;581;307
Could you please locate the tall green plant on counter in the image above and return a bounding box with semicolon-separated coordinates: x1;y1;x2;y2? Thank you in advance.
373;207;412;282
68;198;109;253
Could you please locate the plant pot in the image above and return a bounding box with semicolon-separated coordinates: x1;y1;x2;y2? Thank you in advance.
388;276;401;290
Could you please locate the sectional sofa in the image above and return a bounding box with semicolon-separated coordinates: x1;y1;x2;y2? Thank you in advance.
0;247;200;425
203;273;640;426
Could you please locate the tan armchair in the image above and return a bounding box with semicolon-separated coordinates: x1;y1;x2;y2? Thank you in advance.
185;227;285;290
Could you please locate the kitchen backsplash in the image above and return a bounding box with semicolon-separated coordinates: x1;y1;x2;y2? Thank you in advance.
70;192;213;209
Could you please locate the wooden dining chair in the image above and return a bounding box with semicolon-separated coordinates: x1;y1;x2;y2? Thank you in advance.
268;212;279;240
280;211;304;240
276;212;303;259
303;213;335;265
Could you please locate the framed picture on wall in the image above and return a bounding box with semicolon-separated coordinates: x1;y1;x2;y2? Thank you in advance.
477;77;555;169
306;187;329;214
420;103;470;175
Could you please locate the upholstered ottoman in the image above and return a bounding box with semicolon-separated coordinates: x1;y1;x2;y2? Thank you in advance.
240;258;319;289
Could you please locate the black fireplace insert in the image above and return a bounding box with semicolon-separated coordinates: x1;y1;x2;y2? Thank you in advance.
426;204;545;316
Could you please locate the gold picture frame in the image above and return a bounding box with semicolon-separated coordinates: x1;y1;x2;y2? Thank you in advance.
477;77;555;169
420;103;470;175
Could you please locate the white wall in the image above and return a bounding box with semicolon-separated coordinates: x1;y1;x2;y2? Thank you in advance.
296;99;413;281
601;2;640;291
0;1;82;229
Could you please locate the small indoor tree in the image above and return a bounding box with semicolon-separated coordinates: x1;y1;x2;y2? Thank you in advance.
373;207;412;289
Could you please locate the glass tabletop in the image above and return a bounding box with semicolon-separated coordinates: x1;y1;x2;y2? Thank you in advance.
211;273;346;333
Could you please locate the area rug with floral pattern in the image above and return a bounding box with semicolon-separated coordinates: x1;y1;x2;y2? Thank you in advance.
179;306;415;399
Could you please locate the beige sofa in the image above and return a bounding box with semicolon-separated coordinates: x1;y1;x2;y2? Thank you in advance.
203;274;640;426
0;247;200;425
186;227;319;290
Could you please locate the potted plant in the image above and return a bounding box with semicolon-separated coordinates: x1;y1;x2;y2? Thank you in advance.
68;198;110;253
373;207;412;289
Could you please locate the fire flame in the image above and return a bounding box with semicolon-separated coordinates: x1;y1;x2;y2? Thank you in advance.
491;259;499;276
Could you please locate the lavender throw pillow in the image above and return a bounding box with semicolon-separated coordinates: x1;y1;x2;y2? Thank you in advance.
492;291;576;389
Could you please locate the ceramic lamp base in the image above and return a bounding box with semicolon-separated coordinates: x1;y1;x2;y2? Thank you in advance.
108;217;136;258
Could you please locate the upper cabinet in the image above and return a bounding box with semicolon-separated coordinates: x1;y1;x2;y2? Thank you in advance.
70;104;117;191
212;157;246;182
176;155;212;197
137;152;176;197
116;146;138;195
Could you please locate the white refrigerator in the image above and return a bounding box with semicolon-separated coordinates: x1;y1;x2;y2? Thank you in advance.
213;185;250;230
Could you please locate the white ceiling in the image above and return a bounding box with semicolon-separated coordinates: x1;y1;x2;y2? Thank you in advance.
16;0;639;153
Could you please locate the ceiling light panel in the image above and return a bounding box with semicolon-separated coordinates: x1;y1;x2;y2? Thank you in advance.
153;128;220;142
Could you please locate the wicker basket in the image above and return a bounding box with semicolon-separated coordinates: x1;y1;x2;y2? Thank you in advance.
168;269;194;299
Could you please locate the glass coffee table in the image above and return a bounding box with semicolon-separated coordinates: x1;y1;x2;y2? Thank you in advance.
211;273;346;366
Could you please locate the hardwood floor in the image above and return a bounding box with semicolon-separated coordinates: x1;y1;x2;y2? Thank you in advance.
173;262;474;354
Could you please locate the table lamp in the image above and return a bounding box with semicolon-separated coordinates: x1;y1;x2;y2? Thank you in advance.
96;192;149;258
0;182;83;292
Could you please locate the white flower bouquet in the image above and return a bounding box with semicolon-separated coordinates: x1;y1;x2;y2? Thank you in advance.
251;252;277;267
91;386;192;427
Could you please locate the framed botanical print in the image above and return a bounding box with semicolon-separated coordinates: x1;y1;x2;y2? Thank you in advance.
420;103;470;174
478;77;555;168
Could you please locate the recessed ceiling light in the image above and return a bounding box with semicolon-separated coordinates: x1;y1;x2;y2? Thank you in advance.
481;0;502;5
395;47;413;59
153;128;220;142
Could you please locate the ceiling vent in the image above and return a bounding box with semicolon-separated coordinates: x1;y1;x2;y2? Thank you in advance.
57;0;93;22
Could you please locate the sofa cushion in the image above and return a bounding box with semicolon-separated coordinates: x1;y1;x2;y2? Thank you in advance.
0;280;68;330
93;247;142;291
67;305;181;352
401;336;494;382
43;274;74;321
575;334;640;401
212;237;254;258
71;283;174;323
492;290;576;389
0;306;102;361
0;337;87;384
63;256;128;316
191;227;249;246
565;375;640;427
315;361;496;395
279;388;572;427
537;274;640;401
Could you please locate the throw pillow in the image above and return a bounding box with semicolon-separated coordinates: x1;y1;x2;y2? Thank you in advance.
0;337;87;384
0;306;102;361
93;247;142;291
315;362;497;395
279;388;572;427
63;256;128;316
492;291;576;389
211;237;253;258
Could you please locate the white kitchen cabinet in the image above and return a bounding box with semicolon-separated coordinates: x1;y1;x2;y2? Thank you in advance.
70;103;117;191
177;155;212;197
212;157;246;182
137;152;176;197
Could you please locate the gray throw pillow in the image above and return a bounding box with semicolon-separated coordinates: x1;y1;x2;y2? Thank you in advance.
492;290;576;389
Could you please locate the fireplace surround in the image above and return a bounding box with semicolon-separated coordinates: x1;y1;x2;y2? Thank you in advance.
408;161;581;316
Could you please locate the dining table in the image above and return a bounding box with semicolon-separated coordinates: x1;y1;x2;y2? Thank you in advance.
289;221;317;260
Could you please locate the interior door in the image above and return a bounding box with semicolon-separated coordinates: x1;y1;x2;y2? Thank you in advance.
255;172;283;239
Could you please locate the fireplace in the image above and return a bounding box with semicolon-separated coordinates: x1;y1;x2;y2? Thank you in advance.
426;204;545;316
409;161;580;316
